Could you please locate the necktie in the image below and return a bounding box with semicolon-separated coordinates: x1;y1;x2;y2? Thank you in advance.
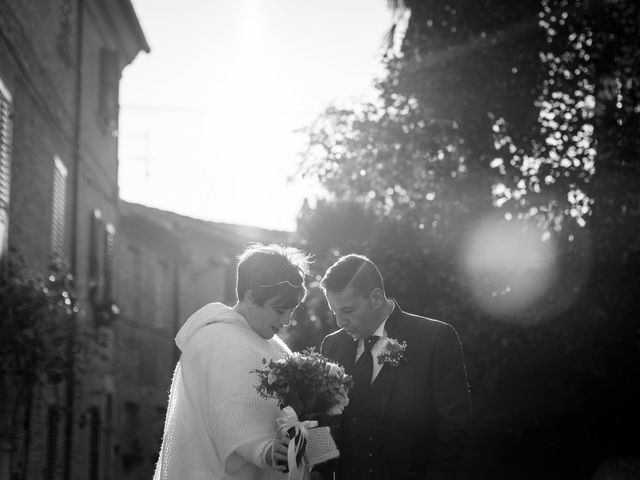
352;335;379;396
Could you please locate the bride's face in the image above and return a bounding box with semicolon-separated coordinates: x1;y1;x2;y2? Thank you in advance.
247;295;297;339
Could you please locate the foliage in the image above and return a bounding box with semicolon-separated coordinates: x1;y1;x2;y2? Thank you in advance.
295;0;640;477
299;0;543;240
491;0;640;231
0;253;76;393
0;252;111;477
0;253;77;476
300;0;640;234
298;79;485;245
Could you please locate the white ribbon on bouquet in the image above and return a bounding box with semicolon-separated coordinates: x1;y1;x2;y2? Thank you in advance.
276;406;318;480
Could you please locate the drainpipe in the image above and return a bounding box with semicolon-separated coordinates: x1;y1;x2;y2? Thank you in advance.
64;0;84;478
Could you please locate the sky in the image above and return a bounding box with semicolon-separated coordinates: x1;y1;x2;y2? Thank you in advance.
119;0;393;232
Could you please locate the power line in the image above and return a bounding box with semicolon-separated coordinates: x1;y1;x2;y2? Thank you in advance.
120;103;352;116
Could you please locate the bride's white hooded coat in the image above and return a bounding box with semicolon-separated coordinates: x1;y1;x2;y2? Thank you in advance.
153;302;291;480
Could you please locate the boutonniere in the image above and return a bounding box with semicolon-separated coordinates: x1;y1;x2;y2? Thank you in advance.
376;337;407;367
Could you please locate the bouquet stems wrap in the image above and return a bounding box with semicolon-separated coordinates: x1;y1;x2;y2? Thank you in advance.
277;407;317;480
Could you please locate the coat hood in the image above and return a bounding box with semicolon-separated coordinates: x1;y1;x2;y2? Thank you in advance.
175;302;248;351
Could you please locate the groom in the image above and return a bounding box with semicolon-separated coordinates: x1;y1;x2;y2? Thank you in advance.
318;254;471;480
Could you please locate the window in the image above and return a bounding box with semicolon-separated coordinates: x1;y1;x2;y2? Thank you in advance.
224;258;236;304
131;247;143;319
103;394;113;474
118;245;138;318
45;407;60;480
89;212;117;309
56;0;74;67
50;156;68;258
89;212;118;324
99;48;120;130
89;209;104;304
122;402;140;432
121;402;142;469
103;222;115;302
88;407;101;480
154;260;171;328
0;76;12;259
138;341;157;386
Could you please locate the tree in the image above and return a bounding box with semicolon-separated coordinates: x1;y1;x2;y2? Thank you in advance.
296;1;640;477
0;253;108;478
300;0;544;236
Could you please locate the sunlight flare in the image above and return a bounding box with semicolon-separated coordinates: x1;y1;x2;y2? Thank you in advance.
461;216;557;318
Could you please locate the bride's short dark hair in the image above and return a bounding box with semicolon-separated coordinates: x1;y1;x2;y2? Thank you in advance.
321;254;385;298
236;243;310;308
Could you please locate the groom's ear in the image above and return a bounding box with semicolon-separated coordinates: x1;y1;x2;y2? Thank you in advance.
369;288;385;309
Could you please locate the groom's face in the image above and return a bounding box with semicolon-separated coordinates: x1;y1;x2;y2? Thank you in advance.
325;286;377;340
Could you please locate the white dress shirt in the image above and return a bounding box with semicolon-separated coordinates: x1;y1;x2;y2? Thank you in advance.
354;304;395;384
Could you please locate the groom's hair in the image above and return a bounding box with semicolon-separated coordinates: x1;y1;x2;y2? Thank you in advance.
321;254;385;298
236;243;310;308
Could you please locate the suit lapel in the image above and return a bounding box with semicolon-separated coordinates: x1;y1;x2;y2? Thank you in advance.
333;331;358;375
374;301;404;418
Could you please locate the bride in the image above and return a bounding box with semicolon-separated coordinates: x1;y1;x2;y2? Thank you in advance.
153;244;310;480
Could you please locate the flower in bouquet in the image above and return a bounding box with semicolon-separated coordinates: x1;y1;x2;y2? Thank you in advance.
254;348;352;420
376;336;407;367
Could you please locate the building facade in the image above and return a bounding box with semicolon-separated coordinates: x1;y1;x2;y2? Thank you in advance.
113;201;289;479
0;1;148;479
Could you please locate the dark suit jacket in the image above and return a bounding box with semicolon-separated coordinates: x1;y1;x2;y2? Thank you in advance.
319;302;471;480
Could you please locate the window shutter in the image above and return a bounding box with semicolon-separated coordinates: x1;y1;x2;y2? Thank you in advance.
131;247;142;319
89;209;104;303
122;402;141;461
88;407;101;480
154;260;170;327
50;156;68;258
138;342;157;386
56;0;74;67
0;77;13;257
45;407;60;480
99;48;120;128
103;222;115;302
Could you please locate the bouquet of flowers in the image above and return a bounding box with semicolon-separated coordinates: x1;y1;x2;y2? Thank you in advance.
254;348;352;478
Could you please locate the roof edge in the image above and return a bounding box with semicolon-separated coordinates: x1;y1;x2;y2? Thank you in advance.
118;0;150;53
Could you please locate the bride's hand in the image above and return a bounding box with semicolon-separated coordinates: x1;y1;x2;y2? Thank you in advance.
266;431;290;472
